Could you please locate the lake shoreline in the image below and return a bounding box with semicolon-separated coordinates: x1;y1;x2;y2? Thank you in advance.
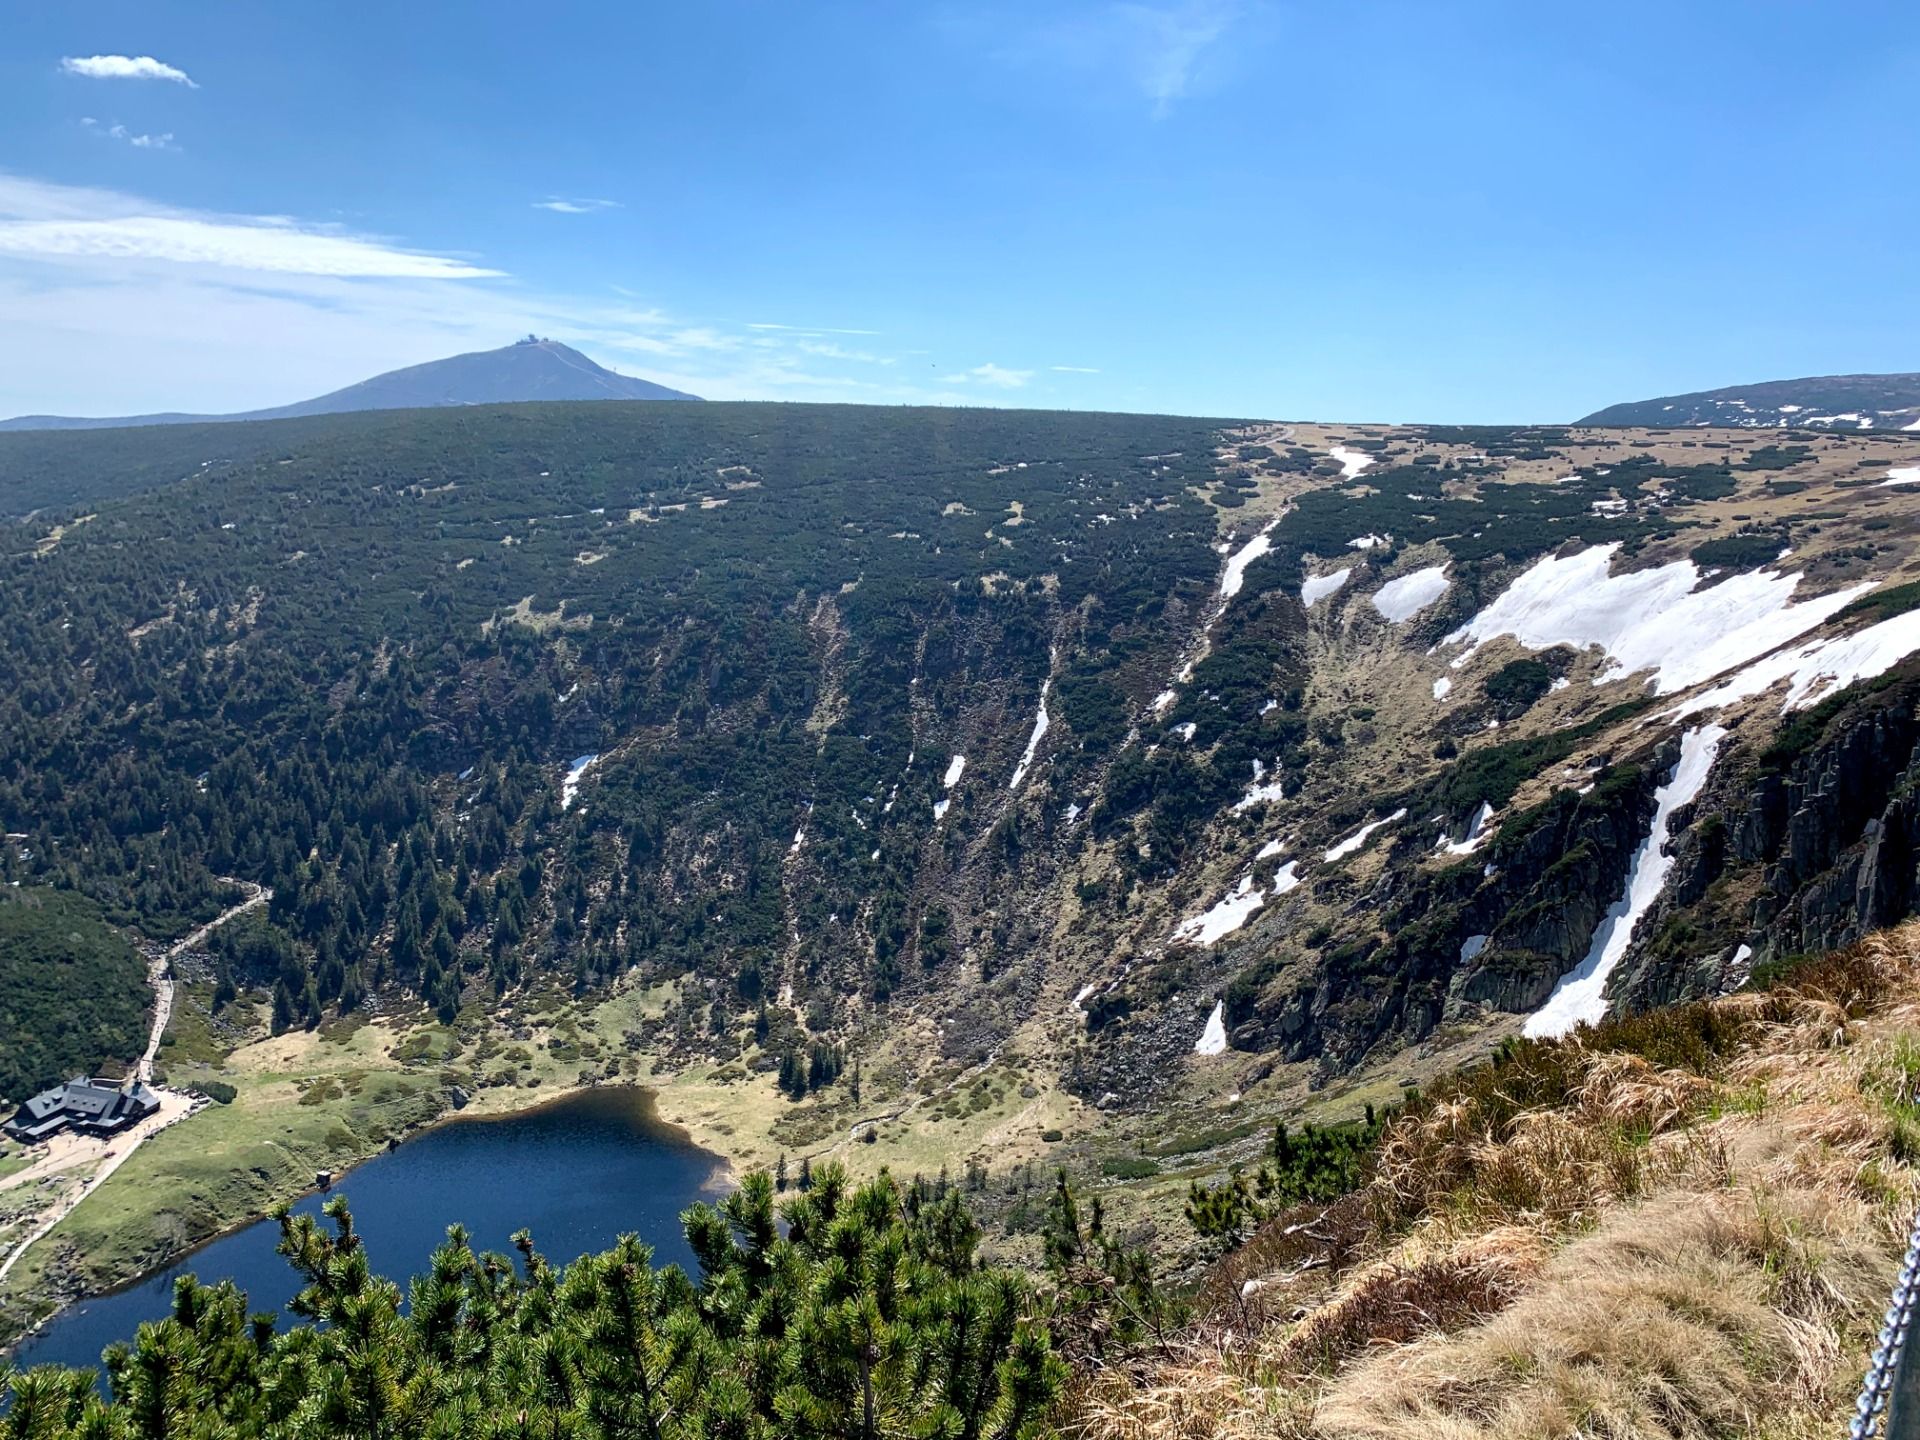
0;1080;727;1362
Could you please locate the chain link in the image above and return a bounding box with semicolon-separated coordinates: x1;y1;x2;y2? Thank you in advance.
1855;1210;1920;1440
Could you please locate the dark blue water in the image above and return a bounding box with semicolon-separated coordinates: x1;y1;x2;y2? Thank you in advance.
6;1087;726;1377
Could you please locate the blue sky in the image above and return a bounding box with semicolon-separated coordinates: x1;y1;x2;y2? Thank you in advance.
2;2;1917;422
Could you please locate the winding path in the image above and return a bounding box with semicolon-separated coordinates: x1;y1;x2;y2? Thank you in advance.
0;884;270;1286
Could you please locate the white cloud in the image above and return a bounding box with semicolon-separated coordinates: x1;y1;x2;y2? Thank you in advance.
1051;364;1101;373
0;173;1093;418
533;197;620;214
0;174;499;278
957;362;1034;389
81;118;176;151
62;54;198;87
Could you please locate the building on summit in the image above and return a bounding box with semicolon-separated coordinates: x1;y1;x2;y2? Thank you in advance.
3;1076;161;1144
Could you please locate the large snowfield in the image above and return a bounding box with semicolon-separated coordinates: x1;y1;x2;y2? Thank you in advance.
1446;544;1873;694
1668;607;1920;718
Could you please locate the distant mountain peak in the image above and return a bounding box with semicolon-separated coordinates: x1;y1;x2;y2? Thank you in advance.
0;340;701;432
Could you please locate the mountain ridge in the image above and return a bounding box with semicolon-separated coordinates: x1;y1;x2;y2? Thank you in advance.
0;338;699;432
1578;370;1920;430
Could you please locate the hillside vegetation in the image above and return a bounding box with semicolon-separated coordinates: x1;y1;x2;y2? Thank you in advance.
0;889;147;1101
8;917;1920;1438
1080;924;1920;1439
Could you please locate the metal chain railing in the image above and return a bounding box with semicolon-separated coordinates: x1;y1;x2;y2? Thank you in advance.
1855;1209;1920;1439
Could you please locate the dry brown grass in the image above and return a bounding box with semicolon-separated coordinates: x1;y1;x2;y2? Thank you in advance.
1070;920;1920;1440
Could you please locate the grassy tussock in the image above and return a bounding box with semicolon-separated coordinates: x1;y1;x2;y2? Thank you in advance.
1071;922;1920;1440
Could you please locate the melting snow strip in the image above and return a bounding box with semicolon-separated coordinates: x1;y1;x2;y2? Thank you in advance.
1219;519;1279;599
1008;681;1052;790
1524;724;1727;1038
1324;808;1407;861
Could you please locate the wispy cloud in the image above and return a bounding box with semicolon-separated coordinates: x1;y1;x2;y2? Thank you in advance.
956;362;1034;389
533;197;621;214
796;339;894;365
1051;364;1101;373
81;118;177;151
61;54;198;87
747;321;883;336
980;1;1253;117
0;174;500;278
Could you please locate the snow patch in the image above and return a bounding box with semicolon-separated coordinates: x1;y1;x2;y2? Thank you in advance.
1348;533;1389;550
1879;466;1920;487
1220;519;1280;599
1324;808;1407;862
1174;875;1268;946
1233;778;1287;812
1525;725;1727;1037
1330;446;1375;480
561;754;599;810
1442;801;1494;856
1459;934;1489;962
1256;838;1286;859
1372;565;1450;622
1195;1000;1228;1055
1153;689;1178;713
1301;567;1353;609
1432;676;1453;700
1446;544;1873;695
1270;860;1300;894
943;754;967;789
1072;982;1097;1014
